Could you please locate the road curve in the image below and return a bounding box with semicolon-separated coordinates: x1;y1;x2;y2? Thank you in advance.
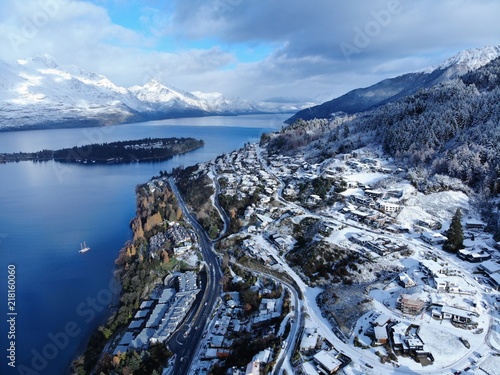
167;177;223;375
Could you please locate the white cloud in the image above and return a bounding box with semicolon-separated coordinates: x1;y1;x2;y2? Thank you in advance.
0;1;143;62
0;0;499;101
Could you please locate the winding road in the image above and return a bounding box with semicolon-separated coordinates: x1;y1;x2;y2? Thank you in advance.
166;147;500;375
166;177;223;375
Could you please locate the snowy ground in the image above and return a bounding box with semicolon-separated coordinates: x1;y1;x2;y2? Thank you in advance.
481;354;500;374
400;189;470;229
417;323;469;366
207;144;500;375
344;171;388;185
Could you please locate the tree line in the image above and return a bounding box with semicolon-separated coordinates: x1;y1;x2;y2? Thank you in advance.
0;137;204;164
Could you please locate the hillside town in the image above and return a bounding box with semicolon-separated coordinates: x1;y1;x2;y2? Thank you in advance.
180;141;500;374
104;139;500;375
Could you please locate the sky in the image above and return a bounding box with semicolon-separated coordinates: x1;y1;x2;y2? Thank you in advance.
0;0;499;103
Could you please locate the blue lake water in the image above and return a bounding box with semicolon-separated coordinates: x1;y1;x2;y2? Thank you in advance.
0;114;287;375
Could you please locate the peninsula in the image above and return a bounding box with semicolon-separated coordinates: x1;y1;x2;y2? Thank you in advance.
0;137;204;164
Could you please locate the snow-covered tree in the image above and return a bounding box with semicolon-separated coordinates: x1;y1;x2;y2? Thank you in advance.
443;208;464;252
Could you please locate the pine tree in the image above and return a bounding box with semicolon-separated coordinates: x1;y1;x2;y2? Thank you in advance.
443;208;464;252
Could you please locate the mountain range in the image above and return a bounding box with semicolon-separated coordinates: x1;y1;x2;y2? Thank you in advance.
286;45;500;124
266;45;500;234
0;55;314;131
2;46;500;132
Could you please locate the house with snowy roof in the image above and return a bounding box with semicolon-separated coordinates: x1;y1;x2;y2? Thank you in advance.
399;272;416;288
300;327;319;353
457;248;491;263
245;360;261;375
313;350;342;374
420;259;444;277
478;259;500;275
489;273;500;290
431;305;475;324
378;201;401;214
253;348;272;363
390;323;423;353
390;323;433;364
374;325;389;344
465;219;486;230
372;313;391;327
421;231;447;245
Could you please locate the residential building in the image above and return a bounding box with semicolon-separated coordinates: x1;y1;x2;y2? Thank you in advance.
431;305;475;324
390;323;433;364
374;325;388;344
373;313;391;327
245;360;261;375
300;327;319;353
313;350;342;374
479;260;500;275
421;231;447;245
379;201;401;213
457;248;491;263
399;272;416;288
465;220;486;230
397;294;425;315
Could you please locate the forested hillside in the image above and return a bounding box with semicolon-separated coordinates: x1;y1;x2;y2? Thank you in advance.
268;57;500;235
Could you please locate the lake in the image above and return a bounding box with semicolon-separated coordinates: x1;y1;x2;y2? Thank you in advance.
0;114;287;375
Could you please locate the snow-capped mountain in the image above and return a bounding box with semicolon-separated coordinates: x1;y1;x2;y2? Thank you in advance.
286;45;500;124
0;55;302;131
438;45;500;71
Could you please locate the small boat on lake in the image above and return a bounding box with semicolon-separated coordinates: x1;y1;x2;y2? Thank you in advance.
79;241;90;254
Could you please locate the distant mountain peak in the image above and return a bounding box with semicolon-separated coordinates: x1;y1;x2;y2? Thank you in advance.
140;79;193;96
0;56;307;131
286;45;500;124
438;45;500;71
28;54;60;69
144;78;164;88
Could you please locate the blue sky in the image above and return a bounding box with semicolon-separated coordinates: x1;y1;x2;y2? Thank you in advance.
1;0;500;102
98;0;276;64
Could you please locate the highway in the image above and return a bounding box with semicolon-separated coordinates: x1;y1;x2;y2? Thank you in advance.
167;155;498;375
167;177;223;375
168;173;306;374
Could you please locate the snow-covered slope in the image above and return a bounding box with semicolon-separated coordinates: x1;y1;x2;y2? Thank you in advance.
287;45;500;124
438;45;500;71
192;91;259;113
0;55;300;131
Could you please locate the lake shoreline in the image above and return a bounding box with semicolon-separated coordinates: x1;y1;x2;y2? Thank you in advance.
0;137;204;164
0;114;287;375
